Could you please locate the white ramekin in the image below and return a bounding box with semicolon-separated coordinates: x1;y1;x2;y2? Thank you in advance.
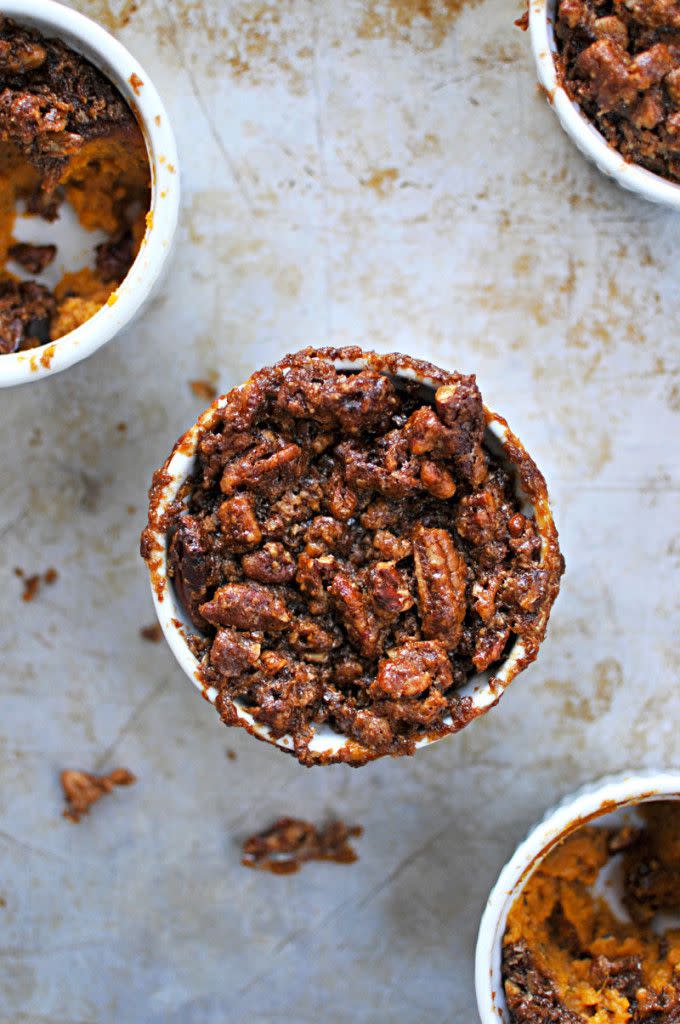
142;347;563;766
0;0;179;387
476;769;680;1023
530;0;680;210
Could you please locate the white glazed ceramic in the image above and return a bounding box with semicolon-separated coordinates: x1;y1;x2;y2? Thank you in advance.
476;770;680;1023
0;0;179;387
530;0;680;210
143;349;562;766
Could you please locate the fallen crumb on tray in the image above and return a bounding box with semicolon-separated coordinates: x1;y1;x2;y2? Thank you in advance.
189;378;218;401
242;817;363;874
61;768;136;823
15;566;58;601
140;623;162;642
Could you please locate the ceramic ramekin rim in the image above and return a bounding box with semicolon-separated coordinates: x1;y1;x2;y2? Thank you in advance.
475;769;680;1024
0;0;180;387
529;0;680;211
142;347;562;766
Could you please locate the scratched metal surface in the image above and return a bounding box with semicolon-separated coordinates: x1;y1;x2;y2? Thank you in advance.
1;0;679;1021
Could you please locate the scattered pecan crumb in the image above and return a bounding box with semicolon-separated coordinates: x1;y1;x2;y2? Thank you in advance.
61;768;136;823
242;817;363;874
140;623;162;642
15;566;58;601
514;10;529;30
226;749;237;761
190;379;218;402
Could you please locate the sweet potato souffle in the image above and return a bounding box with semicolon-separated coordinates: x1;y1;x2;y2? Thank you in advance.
504;802;680;1023
0;16;150;354
142;348;563;765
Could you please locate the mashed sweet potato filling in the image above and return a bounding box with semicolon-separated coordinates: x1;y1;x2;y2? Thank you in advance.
0;138;147;347
503;804;680;1023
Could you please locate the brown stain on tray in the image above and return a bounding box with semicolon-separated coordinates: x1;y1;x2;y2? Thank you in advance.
361;167;399;196
81;0;141;31
357;0;482;47
157;0;309;93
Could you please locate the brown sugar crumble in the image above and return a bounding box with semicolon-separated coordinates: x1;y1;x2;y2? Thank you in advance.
61;767;136;823
140;622;163;642
556;0;680;182
143;348;563;765
503;802;680;1024
242;817;363;874
15;566;58;601
0;16;150;354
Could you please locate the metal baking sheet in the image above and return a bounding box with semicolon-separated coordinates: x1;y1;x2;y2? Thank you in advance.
2;0;679;1020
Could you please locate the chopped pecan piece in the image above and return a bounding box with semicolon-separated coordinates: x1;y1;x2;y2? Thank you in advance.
434;378;486;485
370;640;452;699
323;467;358;521
220;440;304;498
242;542;296;584
168;514;223;628
329;571;382;659
200;583;290;632
369;561;414;617
372;528;412;562
304;516;350;556
419;458;456;498
575;39;637;110
210;628;261;677
594;15;628;46
412;526;467;650
218;492;262;551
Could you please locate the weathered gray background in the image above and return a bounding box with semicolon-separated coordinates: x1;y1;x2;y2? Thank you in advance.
1;0;679;1020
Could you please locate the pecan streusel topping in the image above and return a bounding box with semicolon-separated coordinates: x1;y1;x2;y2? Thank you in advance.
143;348;563;765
